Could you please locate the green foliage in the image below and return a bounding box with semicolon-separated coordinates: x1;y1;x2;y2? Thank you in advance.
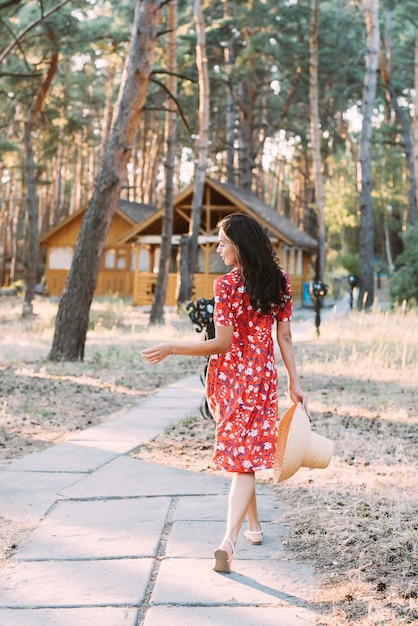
338;253;361;277
0;138;19;154
390;224;418;306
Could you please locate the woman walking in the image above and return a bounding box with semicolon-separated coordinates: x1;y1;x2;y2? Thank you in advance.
141;213;308;573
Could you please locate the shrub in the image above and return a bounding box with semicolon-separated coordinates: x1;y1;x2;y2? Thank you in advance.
390;224;418;306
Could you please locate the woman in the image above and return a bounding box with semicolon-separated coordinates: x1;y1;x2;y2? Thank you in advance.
141;213;307;574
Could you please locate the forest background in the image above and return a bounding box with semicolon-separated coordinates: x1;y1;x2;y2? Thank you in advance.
0;0;417;329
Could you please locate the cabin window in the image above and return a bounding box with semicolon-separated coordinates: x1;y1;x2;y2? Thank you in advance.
49;246;74;270
104;248;127;270
138;247;150;271
116;249;126;269
104;249;116;269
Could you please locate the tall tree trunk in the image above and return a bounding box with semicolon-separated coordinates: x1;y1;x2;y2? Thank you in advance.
10;199;21;283
254;96;267;197
144;113;161;204
0;195;9;286
358;0;379;310
53;127;65;226
413;27;418;220
380;10;416;226
22;41;59;316
309;0;326;282
237;77;254;190
177;0;209;306
100;63;116;154
150;0;178;325
223;0;235;185
49;0;163;361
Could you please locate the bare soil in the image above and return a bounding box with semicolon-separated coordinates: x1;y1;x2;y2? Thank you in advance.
1;294;417;625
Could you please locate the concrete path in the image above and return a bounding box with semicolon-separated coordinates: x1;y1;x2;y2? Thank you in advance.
0;374;320;626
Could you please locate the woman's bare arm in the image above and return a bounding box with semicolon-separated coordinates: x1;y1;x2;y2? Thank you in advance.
141;325;234;364
276;320;309;413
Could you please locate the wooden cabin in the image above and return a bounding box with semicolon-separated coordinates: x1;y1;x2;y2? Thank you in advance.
40;200;156;298
121;178;318;305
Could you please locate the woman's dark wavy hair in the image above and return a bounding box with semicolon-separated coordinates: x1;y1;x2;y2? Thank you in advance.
218;213;287;313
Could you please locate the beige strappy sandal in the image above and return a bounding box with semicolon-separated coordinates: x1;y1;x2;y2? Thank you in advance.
244;528;263;545
213;537;235;574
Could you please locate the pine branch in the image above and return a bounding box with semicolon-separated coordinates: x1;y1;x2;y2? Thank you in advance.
0;0;71;64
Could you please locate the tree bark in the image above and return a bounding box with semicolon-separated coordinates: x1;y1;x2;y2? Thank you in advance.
149;0;178;325
177;0;209;306
380;10;416;226
52;116;66;226
413;27;418;221
144;114;162;204
358;0;379;310
309;0;326;282
237;77;255;190
223;0;235;185
22;43;59;316
49;0;163;361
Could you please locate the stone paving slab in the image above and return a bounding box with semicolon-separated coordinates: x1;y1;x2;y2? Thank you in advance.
0;607;138;626
166;520;285;560
0;471;85;523
134;396;202;410
161;374;203;394
128;382;203;410
60;456;230;499
173;492;283;522
17;497;171;560
107;374;203;414
63;374;204;454
0;558;154;608
4;442;118;473
65;409;199;454
151;557;316;607
66;426;163;454
120;406;199;426
143;605;317;626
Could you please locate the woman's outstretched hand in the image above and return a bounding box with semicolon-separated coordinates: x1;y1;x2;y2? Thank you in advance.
141;343;175;364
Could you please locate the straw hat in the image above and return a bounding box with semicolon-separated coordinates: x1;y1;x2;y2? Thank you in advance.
273;403;334;483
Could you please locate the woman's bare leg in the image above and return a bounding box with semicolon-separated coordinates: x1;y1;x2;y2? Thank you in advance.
245;488;262;532
218;472;257;555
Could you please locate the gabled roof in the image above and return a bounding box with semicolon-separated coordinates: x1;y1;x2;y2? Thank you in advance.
121;177;318;251
40;199;157;244
117;199;156;224
214;180;318;250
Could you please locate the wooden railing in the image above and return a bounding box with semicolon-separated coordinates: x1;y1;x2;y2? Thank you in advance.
45;269;305;305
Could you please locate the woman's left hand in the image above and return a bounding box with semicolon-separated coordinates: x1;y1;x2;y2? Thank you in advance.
141;343;175;364
289;385;312;421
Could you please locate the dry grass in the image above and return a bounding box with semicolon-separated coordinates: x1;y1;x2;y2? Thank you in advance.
1;295;417;624
279;311;418;625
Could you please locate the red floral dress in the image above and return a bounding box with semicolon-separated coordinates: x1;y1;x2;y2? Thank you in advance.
206;266;293;473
